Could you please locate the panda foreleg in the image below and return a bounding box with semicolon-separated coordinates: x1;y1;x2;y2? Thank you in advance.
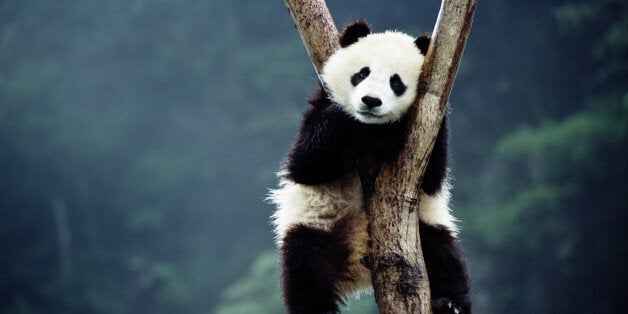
285;105;353;185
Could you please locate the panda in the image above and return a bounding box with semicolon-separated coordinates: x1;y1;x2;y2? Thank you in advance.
268;20;470;314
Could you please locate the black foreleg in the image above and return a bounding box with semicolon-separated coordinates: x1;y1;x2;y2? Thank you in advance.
286;94;355;185
280;225;348;314
420;222;471;314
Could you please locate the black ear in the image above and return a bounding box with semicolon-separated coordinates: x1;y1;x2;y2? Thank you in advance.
415;34;431;55
339;20;371;48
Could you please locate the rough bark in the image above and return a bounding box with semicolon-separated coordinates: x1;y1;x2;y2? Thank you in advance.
367;1;477;313
282;0;477;313
283;0;338;76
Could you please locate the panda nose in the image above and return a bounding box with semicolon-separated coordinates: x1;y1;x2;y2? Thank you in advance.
362;96;382;109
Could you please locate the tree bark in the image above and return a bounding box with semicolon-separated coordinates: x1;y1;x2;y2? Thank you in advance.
367;1;477;313
282;0;477;312
283;0;338;76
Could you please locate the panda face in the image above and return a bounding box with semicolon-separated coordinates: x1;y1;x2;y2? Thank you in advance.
321;31;425;124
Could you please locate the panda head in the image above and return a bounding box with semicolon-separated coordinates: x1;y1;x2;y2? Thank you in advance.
321;21;430;124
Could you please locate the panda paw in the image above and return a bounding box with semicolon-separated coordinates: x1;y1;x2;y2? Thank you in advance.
432;296;471;314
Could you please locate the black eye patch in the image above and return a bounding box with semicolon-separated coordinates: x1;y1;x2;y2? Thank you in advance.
390;74;407;96
350;67;370;86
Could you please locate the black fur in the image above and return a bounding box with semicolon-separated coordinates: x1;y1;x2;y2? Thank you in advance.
421;114;449;195
285;86;411;185
280;219;359;314
286;85;448;191
280;225;346;314
339;20;371;48
350;67;370;86
390;74;407;96
308;84;332;109
420;222;471;313
415;34;431;55
285;103;353;185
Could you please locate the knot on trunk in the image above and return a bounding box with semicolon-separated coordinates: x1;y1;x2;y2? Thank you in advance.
375;252;422;296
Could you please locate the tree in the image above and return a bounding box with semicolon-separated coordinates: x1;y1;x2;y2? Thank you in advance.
282;0;477;312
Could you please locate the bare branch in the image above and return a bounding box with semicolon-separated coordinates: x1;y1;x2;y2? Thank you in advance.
367;1;477;313
283;0;338;75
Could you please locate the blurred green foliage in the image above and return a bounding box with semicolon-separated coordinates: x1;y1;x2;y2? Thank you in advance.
0;0;625;313
214;251;283;314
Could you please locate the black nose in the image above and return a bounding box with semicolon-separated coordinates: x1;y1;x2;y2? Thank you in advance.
362;96;382;109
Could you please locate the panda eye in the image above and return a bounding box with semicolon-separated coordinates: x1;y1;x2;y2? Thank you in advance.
359;67;370;77
350;67;370;86
390;74;407;96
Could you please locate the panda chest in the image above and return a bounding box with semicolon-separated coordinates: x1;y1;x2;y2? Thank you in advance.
348;122;405;165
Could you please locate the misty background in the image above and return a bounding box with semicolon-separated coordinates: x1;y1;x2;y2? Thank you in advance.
1;0;626;313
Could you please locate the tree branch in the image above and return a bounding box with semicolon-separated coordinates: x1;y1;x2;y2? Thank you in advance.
282;0;477;313
367;1;477;313
283;0;338;75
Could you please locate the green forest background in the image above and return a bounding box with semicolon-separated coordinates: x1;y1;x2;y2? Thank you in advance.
1;0;625;313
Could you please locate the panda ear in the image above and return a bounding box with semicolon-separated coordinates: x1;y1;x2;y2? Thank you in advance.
415;34;431;55
339;20;371;48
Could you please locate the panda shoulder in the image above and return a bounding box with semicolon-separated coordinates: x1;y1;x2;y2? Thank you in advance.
307;84;332;109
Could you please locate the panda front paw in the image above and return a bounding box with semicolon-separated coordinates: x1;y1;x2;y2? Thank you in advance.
432;296;471;314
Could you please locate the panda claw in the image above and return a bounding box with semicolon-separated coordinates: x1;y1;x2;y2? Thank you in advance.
432;297;469;314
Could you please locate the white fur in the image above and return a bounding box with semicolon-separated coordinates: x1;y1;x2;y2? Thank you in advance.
321;31;424;124
418;183;459;235
268;172;373;295
268;172;363;245
269;171;458;245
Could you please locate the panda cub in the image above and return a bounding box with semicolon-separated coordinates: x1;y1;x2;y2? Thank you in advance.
269;20;470;314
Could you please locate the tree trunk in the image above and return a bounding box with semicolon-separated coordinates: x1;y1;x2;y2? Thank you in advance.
282;0;477;312
367;1;477;312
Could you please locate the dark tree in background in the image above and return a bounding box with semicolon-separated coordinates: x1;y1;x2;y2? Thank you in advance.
0;0;625;313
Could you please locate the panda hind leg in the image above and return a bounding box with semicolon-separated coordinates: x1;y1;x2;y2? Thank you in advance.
280;224;349;314
279;210;371;314
420;222;471;314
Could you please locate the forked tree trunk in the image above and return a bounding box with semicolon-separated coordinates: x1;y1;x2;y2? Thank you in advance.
367;1;477;313
282;0;477;312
